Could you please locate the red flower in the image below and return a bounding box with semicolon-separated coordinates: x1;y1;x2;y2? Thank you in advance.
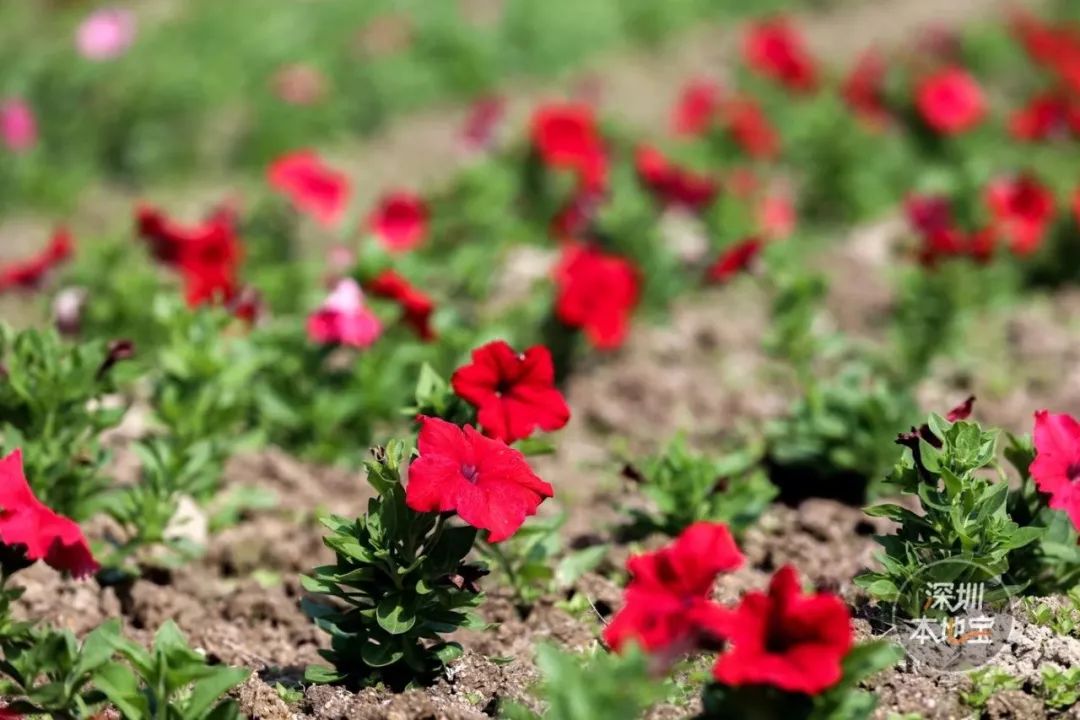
634;145;719;212
905;194;953;237
758;192;796;240
451;340;570;444
405;416;553;543
915;68;986;135
0;450;99;578
367;191;428;253
743;18;818;94
1009;92;1080;142
711;565;853;695
986;174;1056;256
137;204;243;306
946;395;975;422
671;79;722;137
721;96;780;160
1011;11;1080;95
365;269;436;341
553;244;640;350
461;95;505;152
307;278;382;348
1030;410;1080;532
267;150;351;228
530;103;607;191
0;228;73;294
705;237;764;284
604;522;743;656
843;50;890;127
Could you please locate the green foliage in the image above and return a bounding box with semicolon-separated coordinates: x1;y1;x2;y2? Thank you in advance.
960;666;1021;710
618;435;776;540
0;323;129;520
1039;665;1080;710
477;513;607;607
301;440;486;689
500;644;663;720
698;641;904;720
93;621;250;720
1021;587;1080;637
855;416;1044;617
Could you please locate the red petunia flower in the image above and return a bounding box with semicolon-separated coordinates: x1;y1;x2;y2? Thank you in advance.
0;228;73;294
307;278;382;349
1011;10;1080;96
711;565;853;695
0;450;99;578
721;96;780;160
843;50;890;127
530;103;607;191
743;18;818;94
604;522;743;657
405;416;554;542
915;68;986;135
451;340;570;444
705;237;764;284
904;194;953;237
1030;410;1080;532
671;79;722;137
367;191;428;253
138;205;244;307
365;269;436;341
1009;92;1080;142
267;150;351;228
634;145;720;212
553;244;640;350
985;174;1056;256
946;395;975;422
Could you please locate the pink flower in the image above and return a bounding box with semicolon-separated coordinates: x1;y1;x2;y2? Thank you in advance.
1030;410;1080;532
75;8;136;61
0;100;37;154
268;150;351;228
306;278;382;348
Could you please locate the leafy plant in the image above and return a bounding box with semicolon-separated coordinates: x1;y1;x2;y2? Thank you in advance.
93;620;250;720
960;666;1021;710
0;323;131;520
617;435;776;540
855;415;1044;617
1038;665;1080;710
1021;587;1080;637
301;439;488;689
500;644;663;720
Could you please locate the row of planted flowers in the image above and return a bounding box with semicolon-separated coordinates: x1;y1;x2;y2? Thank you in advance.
1;5;1080;717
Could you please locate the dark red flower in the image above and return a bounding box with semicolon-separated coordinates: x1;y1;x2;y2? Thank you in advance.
0;450;99;578
604;522;743;656
986;174;1056;256
634;145;720;212
267;150;351;228
136;204;243;306
916;68;986;135
405;416;554;543
553;244;640;350
946;395;975;422
1030;410;1080;532
461;95;505;152
1011;11;1080;95
451;340;570;444
367;191;428;253
1009;92;1080;142
721;96;780;160
705;237;764;284
843;50;890;127
742;18;818;94
0;228;73;294
365;269;436;341
530;103;607;191
904;194;953;237
711;565;853;695
671;79;722;137
549;188;603;242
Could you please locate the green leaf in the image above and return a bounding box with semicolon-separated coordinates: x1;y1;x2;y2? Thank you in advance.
184;667;251;719
376;596;417;635
93;662;148;718
304;664;344;685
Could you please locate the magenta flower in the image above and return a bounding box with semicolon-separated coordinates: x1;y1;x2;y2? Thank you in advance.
307;278;382;349
76;8;137;61
0;100;37;153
